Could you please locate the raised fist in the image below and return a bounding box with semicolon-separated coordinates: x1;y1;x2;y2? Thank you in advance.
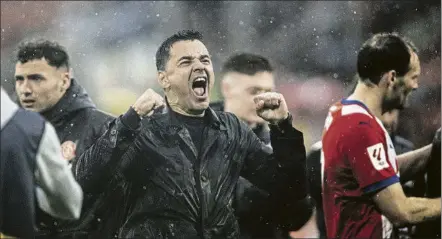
254;92;289;125
61;140;77;161
132;88;165;117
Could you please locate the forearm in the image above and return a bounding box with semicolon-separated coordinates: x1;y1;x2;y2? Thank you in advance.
404;197;441;225
75;107;141;191
269;117;308;199
263;123;307;199
375;183;441;227
274;195;314;231
397;144;432;181
241;112;307;202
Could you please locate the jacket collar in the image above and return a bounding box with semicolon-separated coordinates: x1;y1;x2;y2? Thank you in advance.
154;97;226;131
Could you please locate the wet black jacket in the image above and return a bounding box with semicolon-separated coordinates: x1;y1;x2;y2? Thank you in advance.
34;79;125;239
415;128;441;239
210;101;312;239
76;104;307;239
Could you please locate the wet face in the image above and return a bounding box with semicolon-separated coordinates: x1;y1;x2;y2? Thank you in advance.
381;109;399;135
222;71;274;126
159;40;214;115
384;51;420;110
15;58;70;113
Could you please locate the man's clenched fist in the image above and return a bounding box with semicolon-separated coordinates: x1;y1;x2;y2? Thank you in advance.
132;88;165;117
254;92;289;125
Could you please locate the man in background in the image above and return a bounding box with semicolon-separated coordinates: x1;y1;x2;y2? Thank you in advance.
1;87;83;238
321;32;439;239
212;53;313;238
306;107;419;239
13;39;124;238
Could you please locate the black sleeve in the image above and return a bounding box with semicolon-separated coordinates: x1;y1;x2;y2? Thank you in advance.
426;128;441;198
239;113;308;229
234;178;313;234
306;148;323;208
75;107;142;192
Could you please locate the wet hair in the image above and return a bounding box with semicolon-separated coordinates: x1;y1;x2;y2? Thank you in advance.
221;53;273;76
357;32;418;84
16;39;69;69
155;30;203;71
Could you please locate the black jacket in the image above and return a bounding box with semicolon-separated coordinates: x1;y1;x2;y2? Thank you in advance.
306;135;416;239
34;79;124;239
415;128;441;238
75;104;307;239
210;101;312;239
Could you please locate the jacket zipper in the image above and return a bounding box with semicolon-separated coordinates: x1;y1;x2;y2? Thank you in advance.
195;127;206;239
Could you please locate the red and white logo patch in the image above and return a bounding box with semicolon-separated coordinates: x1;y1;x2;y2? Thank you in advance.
366;143;388;171
61;140;77;161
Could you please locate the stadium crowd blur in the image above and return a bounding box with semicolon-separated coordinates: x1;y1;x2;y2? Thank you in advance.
1;1;440;237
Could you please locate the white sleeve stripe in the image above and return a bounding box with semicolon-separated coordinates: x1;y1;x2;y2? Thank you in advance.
35;122;83;219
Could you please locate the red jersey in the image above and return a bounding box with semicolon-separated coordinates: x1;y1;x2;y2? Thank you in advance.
321;99;400;239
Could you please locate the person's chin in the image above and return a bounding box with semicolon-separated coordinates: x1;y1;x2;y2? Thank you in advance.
23;106;38;112
190;100;209;112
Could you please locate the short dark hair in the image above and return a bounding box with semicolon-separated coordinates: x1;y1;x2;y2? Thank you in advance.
221;53;273;76
155;30;203;71
357;32;418;84
16;39;69;69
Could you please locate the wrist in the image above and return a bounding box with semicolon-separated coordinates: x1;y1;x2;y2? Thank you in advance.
121;106;142;130
269;112;293;134
131;105;144;117
270;112;291;126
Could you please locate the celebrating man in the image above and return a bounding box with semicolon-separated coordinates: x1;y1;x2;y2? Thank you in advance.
76;30;307;238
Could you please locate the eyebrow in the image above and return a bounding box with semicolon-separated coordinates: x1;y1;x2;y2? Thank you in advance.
15;74;44;80
177;54;211;62
28;74;44;79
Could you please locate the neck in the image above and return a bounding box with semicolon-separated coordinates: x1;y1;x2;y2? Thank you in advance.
347;82;383;119
165;91;205;117
169;103;204;118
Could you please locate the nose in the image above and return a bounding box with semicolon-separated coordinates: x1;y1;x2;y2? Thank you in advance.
192;61;205;73
17;79;33;97
412;81;418;90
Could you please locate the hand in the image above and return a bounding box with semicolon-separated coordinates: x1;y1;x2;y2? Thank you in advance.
254;92;289;125
132;88;165;117
61;140;77;161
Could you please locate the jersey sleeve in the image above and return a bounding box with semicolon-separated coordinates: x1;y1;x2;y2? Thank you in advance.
342;122;399;194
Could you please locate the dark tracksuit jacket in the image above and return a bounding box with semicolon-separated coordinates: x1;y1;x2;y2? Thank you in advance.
32;79;126;239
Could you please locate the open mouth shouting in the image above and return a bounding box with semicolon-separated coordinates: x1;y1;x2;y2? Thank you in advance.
190;76;209;100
